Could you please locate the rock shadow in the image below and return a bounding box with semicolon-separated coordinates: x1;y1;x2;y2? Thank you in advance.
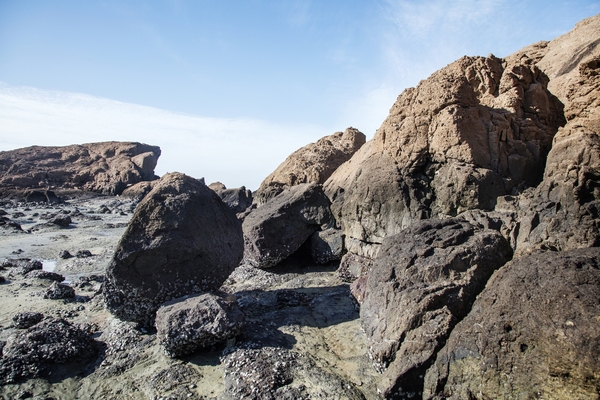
232;283;359;350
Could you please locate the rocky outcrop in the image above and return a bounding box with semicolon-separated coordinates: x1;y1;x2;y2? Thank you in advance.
155;292;244;358
309;228;345;264
0;142;161;196
424;248;600;399
242;183;333;269
360;218;513;397
492;15;600;255
104;172;244;327
254;128;366;205
0;317;97;384
325;53;565;258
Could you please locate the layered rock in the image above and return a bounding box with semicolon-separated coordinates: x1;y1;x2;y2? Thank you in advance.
104;172;244;327
360;218;512;397
242;183;333;269
0;141;161;196
325;53;565;258
424;248;600;399
254;127;366;205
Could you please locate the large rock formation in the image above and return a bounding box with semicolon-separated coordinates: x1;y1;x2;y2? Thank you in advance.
493;15;600;255
424;248;600;399
360;218;512;397
242;183;333;269
0;141;161;196
254;127;366;205
325;53;565;258
104;172;244;327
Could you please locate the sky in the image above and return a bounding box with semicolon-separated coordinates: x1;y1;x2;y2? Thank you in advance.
1;1;599;190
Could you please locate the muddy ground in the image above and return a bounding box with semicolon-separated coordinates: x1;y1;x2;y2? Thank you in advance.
0;196;379;400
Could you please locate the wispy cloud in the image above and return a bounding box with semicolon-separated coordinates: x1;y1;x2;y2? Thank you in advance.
0;83;332;190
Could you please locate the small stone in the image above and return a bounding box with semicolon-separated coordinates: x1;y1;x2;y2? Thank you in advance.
59;250;73;259
76;250;93;258
44;282;75;300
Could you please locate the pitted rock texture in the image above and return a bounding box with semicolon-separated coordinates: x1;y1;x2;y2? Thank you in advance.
424;248;600;400
0;317;97;384
360;218;513;398
104;172;244;327
242;183;333;269
0;141;160;196
325;53;565;258
254;127;366;206
493;15;600;255
155;292;244;358
220;347;366;400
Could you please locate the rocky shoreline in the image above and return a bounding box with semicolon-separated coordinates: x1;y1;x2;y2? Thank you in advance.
1;13;599;400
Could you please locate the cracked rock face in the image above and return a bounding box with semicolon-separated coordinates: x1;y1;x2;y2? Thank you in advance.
104;172;244;328
360;218;513;398
424;248;600;399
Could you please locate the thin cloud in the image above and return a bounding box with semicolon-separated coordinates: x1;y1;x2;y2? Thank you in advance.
0;82;332;191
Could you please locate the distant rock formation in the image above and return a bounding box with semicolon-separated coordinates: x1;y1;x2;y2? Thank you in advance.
104;172;244;327
0;141;161;196
254;127;366;205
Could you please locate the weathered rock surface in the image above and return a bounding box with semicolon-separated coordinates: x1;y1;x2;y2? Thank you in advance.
424;248;600;399
155;292;244;358
242;183;333;269
0;141;161;196
360;218;513;397
104;172;244;327
492;15;600;255
254;128;366;205
12;312;44;329
0;317;97;384
44;282;75;299
325;52;565;258
220;347;366;400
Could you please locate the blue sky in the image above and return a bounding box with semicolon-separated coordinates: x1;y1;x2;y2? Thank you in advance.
1;0;599;189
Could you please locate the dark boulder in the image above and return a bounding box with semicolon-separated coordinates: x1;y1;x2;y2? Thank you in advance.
242;183;333;269
360;218;512;397
104;172;244;327
49;214;71;228
25;270;65;282
0;317;97;384
155;292;244;358
209;183;253;214
44;282;75;299
309;228;344;264
12;312;44;329
76;250;93;258
424;248;600;399
59;250;73;259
